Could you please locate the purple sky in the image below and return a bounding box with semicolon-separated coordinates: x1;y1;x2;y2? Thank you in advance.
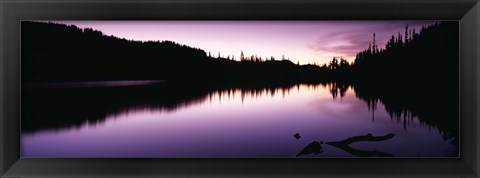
54;21;435;65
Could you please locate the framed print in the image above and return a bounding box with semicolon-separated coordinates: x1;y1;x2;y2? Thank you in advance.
19;20;460;158
1;0;479;177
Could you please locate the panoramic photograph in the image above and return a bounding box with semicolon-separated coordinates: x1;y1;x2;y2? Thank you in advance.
20;21;459;158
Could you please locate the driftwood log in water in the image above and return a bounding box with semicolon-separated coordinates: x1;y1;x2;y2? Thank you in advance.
327;133;395;146
295;141;323;157
326;133;395;157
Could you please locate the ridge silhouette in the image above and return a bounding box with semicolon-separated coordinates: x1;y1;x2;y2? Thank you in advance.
22;21;329;83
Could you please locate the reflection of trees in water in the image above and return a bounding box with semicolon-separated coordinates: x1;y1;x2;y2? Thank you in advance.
350;82;458;150
327;82;349;99
22;81;458;153
315;81;457;153
22;81;325;133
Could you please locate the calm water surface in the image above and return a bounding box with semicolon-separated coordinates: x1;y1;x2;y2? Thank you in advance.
21;82;457;157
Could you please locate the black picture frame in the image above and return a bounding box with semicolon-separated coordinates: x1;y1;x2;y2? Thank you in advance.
1;0;479;177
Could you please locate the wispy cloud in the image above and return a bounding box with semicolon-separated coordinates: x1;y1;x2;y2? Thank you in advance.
308;21;435;62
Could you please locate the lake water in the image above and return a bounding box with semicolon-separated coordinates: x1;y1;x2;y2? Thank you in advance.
21;81;458;158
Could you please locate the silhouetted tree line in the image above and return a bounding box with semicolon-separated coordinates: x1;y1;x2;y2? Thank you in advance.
348;21;459;148
353;22;458;83
22;21;328;83
23;22;212;82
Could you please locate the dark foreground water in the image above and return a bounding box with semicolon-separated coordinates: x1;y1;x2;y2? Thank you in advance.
21;81;458;158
